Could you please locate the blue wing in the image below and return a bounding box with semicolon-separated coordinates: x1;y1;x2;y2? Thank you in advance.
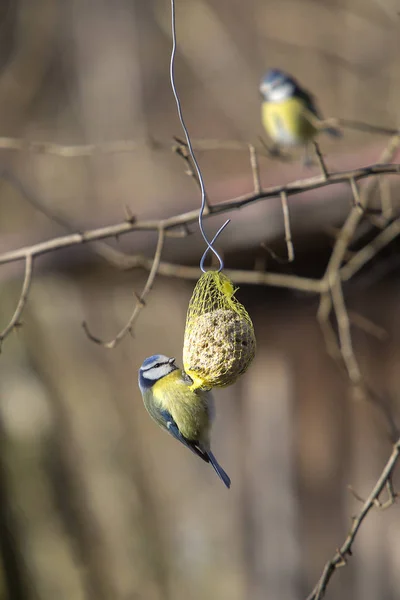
144;395;231;488
162;408;231;488
163;410;209;462
297;86;341;138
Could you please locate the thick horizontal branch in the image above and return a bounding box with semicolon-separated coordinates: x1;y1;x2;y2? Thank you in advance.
109;255;324;293
0;119;396;157
0;137;255;156
218;163;400;212
1;162;399;266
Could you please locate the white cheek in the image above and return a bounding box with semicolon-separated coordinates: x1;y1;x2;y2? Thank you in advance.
268;83;294;102
143;365;170;381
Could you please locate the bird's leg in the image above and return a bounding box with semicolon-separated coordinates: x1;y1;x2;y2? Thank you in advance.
302;143;314;168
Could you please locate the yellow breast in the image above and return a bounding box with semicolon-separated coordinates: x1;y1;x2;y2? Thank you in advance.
262;97;316;145
153;370;210;441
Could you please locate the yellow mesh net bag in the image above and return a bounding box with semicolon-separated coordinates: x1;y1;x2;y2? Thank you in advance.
183;271;256;390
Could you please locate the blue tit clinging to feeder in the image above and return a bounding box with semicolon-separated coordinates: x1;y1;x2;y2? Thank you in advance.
259;69;341;149
138;354;231;488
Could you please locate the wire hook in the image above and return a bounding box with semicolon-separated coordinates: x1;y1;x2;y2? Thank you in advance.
169;0;229;273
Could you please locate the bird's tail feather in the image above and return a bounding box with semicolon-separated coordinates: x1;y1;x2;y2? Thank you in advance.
207;451;231;489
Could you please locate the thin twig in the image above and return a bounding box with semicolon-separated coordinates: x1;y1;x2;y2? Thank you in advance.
373;478;398;510
318;174;369;363
356;382;399;445
317;292;343;362
347;311;388;341
378;175;393;221
82;229;166;348
348;177;383;217
0;254;33;350
306;437;400;600
280;190;294;262
336;119;399;137
173;136;202;191
313;141;329;179
317;135;400;381
340;218;400;281
349;177;366;213
330;279;361;383
349;479;398;510
248;144;261;194
306;116;398;138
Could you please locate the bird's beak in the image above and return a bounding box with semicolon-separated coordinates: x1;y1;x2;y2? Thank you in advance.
168;357;175;365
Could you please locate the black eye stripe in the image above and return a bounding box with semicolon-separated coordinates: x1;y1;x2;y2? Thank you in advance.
142;361;169;372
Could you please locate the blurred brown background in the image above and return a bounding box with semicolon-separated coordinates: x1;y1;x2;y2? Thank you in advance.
0;1;400;599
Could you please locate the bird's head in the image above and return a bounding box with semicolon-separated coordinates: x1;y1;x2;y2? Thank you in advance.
259;69;297;101
138;354;178;391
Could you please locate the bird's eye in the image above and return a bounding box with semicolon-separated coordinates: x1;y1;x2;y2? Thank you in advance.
154;363;161;368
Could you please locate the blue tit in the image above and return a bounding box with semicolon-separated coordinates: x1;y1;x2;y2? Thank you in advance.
259;69;341;149
138;354;231;488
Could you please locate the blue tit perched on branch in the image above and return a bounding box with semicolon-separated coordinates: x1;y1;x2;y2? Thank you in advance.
138;354;231;488
259;69;341;150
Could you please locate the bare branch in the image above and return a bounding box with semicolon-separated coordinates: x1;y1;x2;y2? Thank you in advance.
303;116;398;138
341;218;400;281
279;191;294;262
173;137;202;192
313;141;329;180
330;279;361;383
378;175;393;221
1;162;399;268
336;120;399;137
0;254;33;350
0;121;392;157
248;144;262;194
347;311;388;341
82;229;165;348
0;158;396;356
0;137;261;156
0;129;399;600
116;256;324;292
317;292;342;363
317;135;400;382
306;438;400;600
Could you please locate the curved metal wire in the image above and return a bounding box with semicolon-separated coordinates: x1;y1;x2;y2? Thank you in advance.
169;0;230;272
